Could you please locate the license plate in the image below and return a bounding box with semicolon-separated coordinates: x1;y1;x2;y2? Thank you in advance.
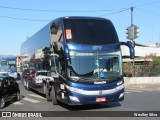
96;97;106;102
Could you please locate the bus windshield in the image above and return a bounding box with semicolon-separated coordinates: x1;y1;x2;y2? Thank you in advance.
63;18;119;45
68;50;122;82
0;60;17;72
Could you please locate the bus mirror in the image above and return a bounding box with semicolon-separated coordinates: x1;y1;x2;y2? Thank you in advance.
120;42;134;59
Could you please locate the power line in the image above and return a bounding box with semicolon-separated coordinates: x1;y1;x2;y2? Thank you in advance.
99;8;130;17
136;8;160;17
0;7;131;21
0;8;130;22
0;15;50;21
0;0;160;21
0;5;129;13
135;0;160;8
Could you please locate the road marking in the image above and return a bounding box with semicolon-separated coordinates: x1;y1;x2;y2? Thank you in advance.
28;94;45;99
23;97;40;103
13;101;23;105
126;89;143;92
125;91;132;94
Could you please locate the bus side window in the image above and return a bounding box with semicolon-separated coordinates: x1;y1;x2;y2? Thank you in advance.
54;54;66;77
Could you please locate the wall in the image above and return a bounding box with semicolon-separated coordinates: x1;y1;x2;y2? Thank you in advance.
124;77;160;86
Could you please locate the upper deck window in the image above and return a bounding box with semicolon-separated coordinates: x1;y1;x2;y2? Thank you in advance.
63;18;119;45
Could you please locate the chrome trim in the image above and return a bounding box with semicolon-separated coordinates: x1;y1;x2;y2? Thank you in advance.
65;84;124;95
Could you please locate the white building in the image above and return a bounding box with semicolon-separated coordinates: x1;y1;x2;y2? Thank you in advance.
121;44;160;62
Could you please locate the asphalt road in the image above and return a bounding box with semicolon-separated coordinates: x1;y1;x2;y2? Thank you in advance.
0;80;160;120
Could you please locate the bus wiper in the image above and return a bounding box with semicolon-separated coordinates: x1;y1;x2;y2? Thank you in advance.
74;76;91;82
74;71;99;82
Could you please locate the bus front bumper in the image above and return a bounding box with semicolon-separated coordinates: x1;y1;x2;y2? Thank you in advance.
66;84;125;105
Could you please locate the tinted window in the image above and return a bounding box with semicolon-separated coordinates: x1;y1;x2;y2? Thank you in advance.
63;18;119;45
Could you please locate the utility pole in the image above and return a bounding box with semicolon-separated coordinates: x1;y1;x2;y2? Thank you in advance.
126;6;140;77
131;6;135;77
131;6;134;41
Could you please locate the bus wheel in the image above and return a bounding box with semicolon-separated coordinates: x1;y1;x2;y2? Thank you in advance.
51;86;58;105
26;80;30;91
0;97;5;109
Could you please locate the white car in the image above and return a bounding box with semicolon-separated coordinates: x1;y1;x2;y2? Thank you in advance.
35;71;53;84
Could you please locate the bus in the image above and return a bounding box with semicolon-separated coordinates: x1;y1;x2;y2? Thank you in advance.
0;56;18;78
20;16;134;105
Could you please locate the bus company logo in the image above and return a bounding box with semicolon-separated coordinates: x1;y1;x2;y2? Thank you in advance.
92;46;102;50
99;90;103;95
2;112;12;117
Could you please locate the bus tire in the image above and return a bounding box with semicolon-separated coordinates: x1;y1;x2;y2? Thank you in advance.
51;86;58;105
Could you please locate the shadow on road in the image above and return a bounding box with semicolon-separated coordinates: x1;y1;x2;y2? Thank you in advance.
57;101;121;111
28;88;122;111
19;82;122;111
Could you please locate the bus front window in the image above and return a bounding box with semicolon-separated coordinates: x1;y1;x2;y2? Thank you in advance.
68;50;122;82
63;18;119;45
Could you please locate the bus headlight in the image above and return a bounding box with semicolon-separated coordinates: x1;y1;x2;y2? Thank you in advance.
116;84;124;90
69;96;80;102
65;85;84;94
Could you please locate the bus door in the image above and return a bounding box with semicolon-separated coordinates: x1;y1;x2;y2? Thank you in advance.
53;53;67;102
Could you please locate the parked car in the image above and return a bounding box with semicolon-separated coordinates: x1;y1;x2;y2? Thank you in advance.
0;75;20;109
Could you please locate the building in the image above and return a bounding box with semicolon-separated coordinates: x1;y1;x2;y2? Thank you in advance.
121;43;160;76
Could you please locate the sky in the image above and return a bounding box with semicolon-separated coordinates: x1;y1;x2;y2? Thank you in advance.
0;0;160;55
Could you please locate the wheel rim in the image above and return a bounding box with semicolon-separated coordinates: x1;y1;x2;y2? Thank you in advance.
0;98;5;108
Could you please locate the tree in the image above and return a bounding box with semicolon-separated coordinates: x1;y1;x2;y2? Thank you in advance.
142;53;160;76
123;62;132;77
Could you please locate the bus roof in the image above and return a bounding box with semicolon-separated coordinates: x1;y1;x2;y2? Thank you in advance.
49;16;109;23
0;55;16;61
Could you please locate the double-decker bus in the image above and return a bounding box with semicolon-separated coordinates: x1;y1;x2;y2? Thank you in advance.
20;16;134;105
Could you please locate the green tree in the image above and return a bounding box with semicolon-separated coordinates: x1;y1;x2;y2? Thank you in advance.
142;53;160;76
123;62;132;77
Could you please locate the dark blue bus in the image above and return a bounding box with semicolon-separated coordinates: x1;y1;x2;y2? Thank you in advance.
20;16;134;105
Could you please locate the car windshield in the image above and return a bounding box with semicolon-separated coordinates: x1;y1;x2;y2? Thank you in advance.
68;50;122;82
37;72;51;76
